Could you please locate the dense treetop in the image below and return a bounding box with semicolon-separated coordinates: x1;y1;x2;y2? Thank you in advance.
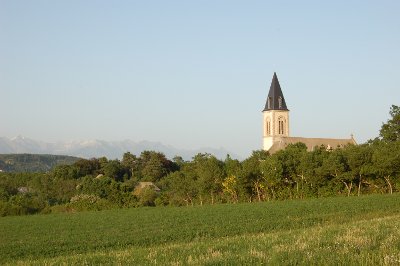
379;105;400;143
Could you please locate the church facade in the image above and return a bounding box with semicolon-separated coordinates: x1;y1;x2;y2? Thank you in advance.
263;73;356;153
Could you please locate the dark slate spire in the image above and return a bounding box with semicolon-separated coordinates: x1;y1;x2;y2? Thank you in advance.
263;72;288;111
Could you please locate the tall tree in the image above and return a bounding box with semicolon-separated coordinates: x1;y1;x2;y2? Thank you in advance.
121;152;139;179
140;151;175;182
165;169;197;206
224;154;241;177
372;141;400;194
222;175;239;203
380;105;400;142
304;148;331;197
275;143;307;199
239;150;269;202
344;145;374;196
260;156;283;200
103;160;125;182
320;148;351;196
193;153;224;205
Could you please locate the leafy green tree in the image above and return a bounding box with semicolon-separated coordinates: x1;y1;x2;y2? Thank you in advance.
53;165;80;179
140;151;175;182
67;194;115;212
239;150;269;202
121;152;137;167
344;144;374;196
0;173;19;200
320;148;351;196
380;105;400;142
260;156;283;200
98;157;109;168
74;159;101;177
76;175;135;207
78;176;112;199
193;153;225;205
222;155;241;202
165;170;197;206
172;156;185;169
8;193;48;215
372;141;400;194
121;152;139;179
222;175;239;203
103;160;125;181
275;143;307;199
224;154;241;177
302;148;330;197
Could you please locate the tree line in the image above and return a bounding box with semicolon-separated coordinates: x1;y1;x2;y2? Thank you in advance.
0;105;399;216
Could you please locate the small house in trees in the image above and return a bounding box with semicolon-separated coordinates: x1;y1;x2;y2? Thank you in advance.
262;73;356;154
133;182;161;195
17;187;30;194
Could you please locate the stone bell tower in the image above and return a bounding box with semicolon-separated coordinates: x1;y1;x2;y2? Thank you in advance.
263;72;289;151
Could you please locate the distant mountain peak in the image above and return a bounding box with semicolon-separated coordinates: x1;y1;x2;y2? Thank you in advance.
11;135;26;141
0;137;241;160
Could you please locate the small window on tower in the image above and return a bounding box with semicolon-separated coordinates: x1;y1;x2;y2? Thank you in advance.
278;117;285;135
268;97;272;109
278;97;282;109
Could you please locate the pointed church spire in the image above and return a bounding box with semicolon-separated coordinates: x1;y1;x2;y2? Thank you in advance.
263;72;288;111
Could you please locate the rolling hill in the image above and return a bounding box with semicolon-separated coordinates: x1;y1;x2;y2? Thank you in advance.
0;154;80;172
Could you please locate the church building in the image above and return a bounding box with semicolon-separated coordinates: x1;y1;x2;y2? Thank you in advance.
263;72;356;154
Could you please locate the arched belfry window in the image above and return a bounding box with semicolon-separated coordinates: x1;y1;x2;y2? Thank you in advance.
278;97;282;109
278;116;285;135
266;118;271;136
267;97;272;109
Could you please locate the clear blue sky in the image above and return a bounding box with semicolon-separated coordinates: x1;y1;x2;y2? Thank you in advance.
1;1;399;158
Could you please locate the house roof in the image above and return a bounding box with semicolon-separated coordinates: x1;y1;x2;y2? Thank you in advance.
268;136;357;154
136;182;161;191
263;72;288;111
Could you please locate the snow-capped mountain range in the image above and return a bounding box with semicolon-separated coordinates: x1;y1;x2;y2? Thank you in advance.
0;136;239;160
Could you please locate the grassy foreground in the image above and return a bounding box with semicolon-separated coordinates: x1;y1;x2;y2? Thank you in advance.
1;194;400;265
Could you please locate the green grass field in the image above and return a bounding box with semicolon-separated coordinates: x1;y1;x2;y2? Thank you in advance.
1;194;400;265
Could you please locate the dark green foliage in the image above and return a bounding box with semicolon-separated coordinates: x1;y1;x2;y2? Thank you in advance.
380;105;400;142
73;158;101;177
138;151;177;182
164;167;197;206
192;153;224;204
103;160;125;181
238;150;268;202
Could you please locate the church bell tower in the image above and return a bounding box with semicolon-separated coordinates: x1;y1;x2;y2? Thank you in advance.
263;72;289;151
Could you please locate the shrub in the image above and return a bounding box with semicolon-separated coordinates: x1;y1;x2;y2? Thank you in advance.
66;194;115;212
